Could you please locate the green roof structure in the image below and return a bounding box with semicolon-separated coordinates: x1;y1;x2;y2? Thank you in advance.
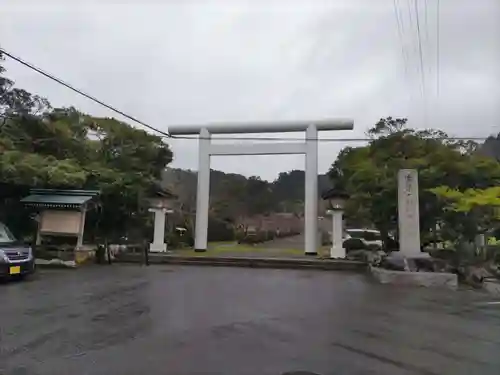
21;189;100;210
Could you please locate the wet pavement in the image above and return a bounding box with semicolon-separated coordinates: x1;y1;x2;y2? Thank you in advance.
1;265;500;375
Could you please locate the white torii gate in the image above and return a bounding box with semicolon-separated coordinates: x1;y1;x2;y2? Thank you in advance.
169;119;354;255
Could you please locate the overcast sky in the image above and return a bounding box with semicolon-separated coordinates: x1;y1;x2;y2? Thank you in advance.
1;0;499;181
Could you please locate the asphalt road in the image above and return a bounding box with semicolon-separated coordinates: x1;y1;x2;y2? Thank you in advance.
1;266;500;375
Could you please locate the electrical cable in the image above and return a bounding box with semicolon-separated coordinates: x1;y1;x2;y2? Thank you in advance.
0;47;171;138
423;0;432;80
436;0;440;97
413;0;426;98
393;0;412;103
0;48;491;144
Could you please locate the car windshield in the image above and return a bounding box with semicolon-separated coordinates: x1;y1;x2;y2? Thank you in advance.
0;222;17;243
363;231;382;241
346;230;365;239
346;229;382;241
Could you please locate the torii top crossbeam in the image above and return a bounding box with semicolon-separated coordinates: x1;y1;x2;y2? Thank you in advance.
168;118;354;135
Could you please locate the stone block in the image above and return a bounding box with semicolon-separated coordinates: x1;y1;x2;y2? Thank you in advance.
483;280;500;294
370;266;458;289
36;258;77;268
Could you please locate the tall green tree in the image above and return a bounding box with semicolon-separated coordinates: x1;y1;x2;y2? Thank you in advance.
430;186;500;243
329;117;500;246
0;52;173;240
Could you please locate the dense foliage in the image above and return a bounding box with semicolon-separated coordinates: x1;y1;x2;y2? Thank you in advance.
0;52;173;241
3;47;500;250
329;117;500;247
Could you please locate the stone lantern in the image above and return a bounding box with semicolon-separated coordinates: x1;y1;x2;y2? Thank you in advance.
321;187;349;259
147;187;176;253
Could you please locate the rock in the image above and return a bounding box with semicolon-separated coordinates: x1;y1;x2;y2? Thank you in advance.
370;266;458;289
35;258;77;268
380;252;444;272
483;280;500;294
425;256;454;272
366;250;386;266
486;262;500;278
381;253;415;271
464;266;491;286
413;253;438;272
346;250;386;265
346;250;367;261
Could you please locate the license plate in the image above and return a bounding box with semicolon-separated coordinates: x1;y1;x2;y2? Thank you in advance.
9;266;21;275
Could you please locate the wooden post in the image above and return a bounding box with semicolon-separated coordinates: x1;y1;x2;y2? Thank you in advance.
144;241;149;266
106;238;112;265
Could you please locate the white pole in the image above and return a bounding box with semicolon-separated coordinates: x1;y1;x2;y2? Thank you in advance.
329;210;345;258
149;208;167;252
35;213;42;246
304;124;318;255
194;128;211;251
76;208;86;250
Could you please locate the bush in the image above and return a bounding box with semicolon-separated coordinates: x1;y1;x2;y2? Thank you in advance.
321;231;331;246
166;232;182;249
235;231;246;243
238;230;269;244
486;245;500;263
207;218;234;242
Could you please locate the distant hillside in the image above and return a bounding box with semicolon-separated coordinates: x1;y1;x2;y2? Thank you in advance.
162;168;331;221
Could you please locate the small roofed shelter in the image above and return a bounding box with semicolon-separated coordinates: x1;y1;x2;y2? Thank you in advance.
21;189;100;250
146;184;176;253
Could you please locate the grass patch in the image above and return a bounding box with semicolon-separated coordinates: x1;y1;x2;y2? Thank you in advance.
175;242;331;258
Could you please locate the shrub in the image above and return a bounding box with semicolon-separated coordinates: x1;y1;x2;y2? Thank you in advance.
207;218;234;242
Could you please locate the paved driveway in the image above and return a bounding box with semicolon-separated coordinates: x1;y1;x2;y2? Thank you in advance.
1;265;500;375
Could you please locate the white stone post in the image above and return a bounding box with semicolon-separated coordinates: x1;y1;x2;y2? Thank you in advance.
397;169;421;256
76;208;86;250
149;208;167;252
35;213;42;246
327;210;345;258
194;127;211;252
304;124;319;255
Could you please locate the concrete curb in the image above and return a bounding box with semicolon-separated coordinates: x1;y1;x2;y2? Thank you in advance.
35;259;77;269
114;254;366;271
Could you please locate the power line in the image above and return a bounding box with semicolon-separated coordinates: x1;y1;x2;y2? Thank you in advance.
393;0;412;101
436;0;440;97
412;0;429;128
0;47;171;138
404;0;422;102
423;0;432;80
0;49;489;145
413;0;426;100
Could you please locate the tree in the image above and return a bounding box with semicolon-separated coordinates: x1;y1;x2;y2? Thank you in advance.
328;117;500;248
430;186;500;243
0;55;173;240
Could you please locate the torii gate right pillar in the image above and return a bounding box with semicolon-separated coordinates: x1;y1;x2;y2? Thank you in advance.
304;124;319;255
